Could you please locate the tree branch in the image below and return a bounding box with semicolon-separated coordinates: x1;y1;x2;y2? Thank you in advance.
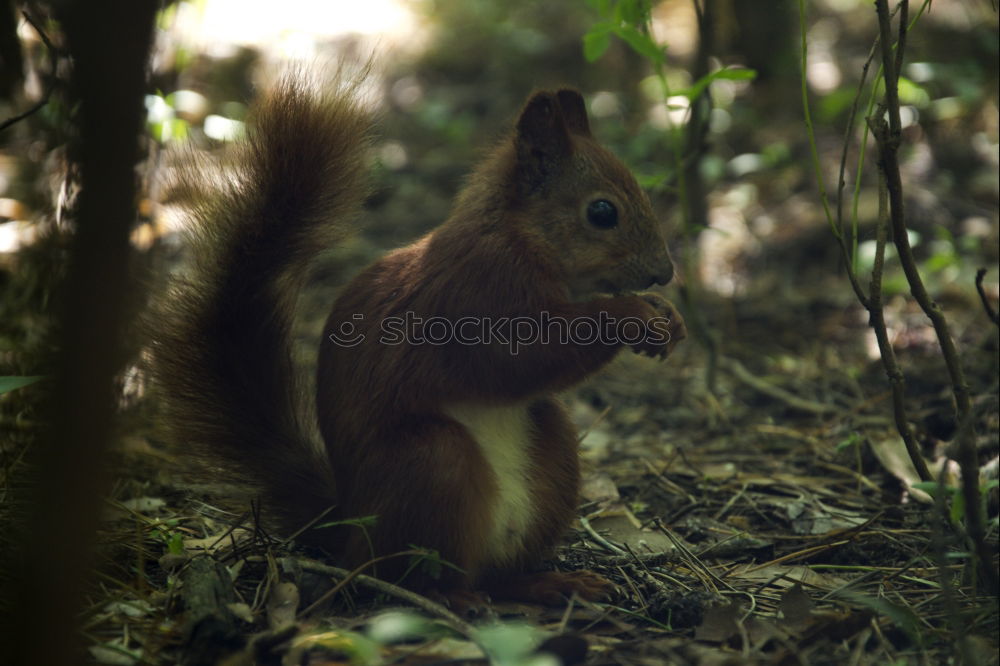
872;0;994;595
975;269;999;325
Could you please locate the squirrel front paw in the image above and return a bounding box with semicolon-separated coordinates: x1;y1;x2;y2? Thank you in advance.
626;292;686;359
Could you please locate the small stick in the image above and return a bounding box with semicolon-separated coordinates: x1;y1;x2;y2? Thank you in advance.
246;555;480;640
721;357;836;415
578;516;628;556
975;268;999;325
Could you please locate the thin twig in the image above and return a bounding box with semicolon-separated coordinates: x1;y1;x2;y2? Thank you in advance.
796;0;835;232
576;405;612;444
975;268;999;325
864;140;931;482
835;35;879;285
872;0;994;595
721;357;837;415
872;0;970;421
741;539;853;574
298;549;428;617
0;11;58;133
684;0;718;394
655;519;728;592
280;504;337;544
263;555;480;639
579;515;628;556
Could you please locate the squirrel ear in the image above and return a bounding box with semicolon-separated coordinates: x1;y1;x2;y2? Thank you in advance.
556;89;591;137
515;91;572;192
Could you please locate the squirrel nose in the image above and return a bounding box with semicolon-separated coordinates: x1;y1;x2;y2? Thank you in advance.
647;259;674;287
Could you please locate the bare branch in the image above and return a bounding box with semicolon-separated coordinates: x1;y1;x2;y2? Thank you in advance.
873;0;994;596
975;269;999;325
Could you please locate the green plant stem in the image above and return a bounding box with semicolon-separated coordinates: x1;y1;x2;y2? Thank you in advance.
645;2;718;395
798;0;869;306
837;38;877;274
798;0;930;485
797;0;835;234
679;0;718;394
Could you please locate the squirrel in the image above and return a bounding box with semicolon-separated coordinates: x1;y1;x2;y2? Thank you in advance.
153;72;686;607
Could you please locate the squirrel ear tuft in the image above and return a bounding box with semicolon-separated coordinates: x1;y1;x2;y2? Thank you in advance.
556;89;591;137
515;91;572;193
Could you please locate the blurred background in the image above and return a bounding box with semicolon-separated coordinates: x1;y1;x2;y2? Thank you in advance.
2;0;997;371
0;1;997;663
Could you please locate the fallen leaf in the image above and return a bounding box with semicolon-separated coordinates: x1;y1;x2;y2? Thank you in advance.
694;602;742;643
778;583;814;632
869;437;934;502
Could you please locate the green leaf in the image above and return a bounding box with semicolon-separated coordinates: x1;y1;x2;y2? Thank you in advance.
0;376;44;395
709;67;758;82
835;432;862;451
170;118;189;142
613;25;665;65
166;532;185;555
583;25;612;62
950;488;965;526
616;0;652;26
911;481;953;497
679;67;757;101
477;623;545;665
897;76;930;107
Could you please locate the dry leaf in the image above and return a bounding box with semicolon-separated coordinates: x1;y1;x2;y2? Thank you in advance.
694;602;742;643
778;583;814;632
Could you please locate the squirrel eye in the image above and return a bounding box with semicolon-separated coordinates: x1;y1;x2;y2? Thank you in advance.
586;199;618;229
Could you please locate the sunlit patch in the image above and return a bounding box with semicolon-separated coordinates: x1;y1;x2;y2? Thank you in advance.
698;193;759;298
807;58;841;94
648;96;691;129
389;77;424;110
167;0;425;57
378;141;408;170
650;0;697;58
589;91;620;119
0;220;36;253
203;115;245;142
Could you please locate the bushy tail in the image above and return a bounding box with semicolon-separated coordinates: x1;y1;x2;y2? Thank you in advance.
152;72;371;537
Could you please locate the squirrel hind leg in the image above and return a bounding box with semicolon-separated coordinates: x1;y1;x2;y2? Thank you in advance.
338;416;498;588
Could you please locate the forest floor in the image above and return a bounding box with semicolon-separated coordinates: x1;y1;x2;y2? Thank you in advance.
73;234;998;665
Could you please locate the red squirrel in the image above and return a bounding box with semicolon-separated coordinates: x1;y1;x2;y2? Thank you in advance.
153;73;686;606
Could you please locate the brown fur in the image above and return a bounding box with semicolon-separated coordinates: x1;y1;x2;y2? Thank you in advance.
153;75;685;605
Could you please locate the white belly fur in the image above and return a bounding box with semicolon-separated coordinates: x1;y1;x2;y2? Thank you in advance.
443;402;535;566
